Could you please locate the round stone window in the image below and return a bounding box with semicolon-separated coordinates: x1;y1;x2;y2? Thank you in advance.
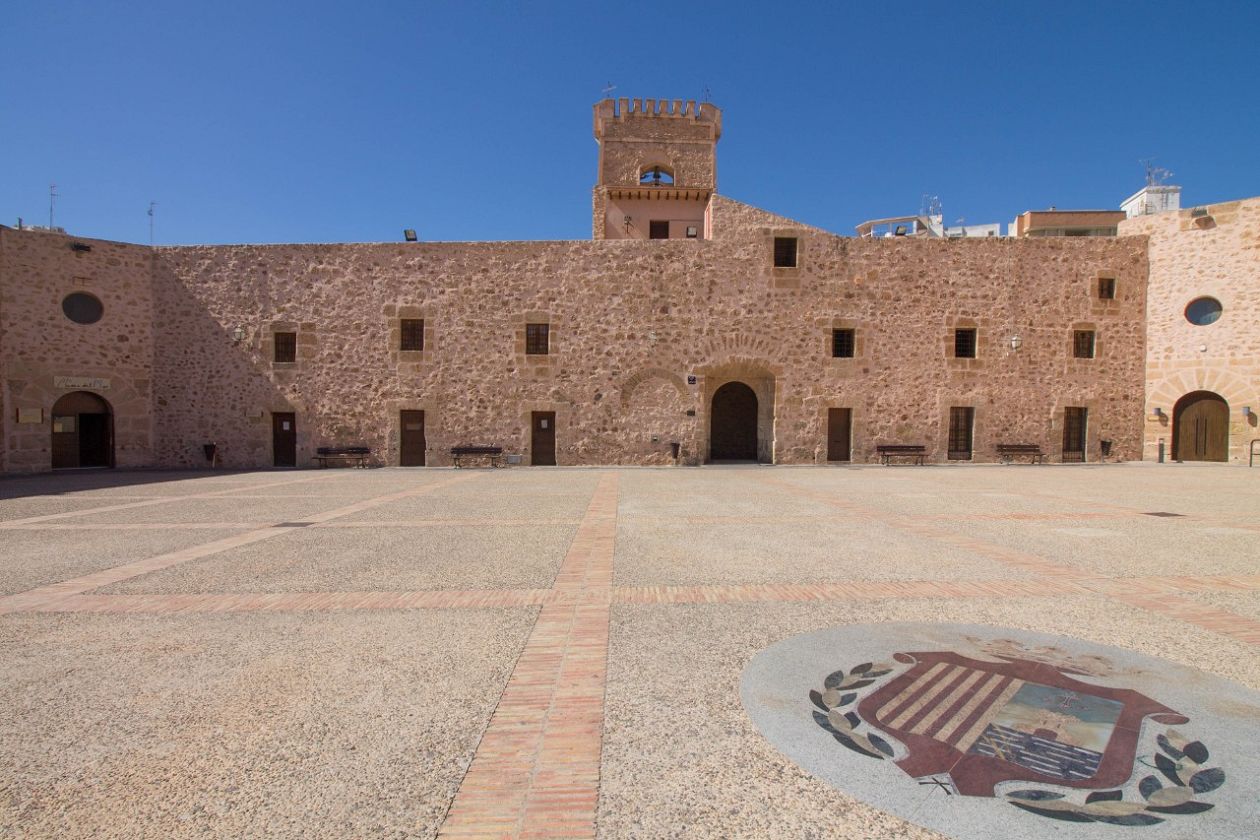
61;292;103;325
1184;296;1222;326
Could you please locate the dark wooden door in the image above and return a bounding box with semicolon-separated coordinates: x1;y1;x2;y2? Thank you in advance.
1062;407;1087;462
400;410;426;466
1174;392;1228;461
826;408;851;461
272;412;297;467
947;407;974;461
710;382;758;460
78;413;112;467
531;412;556;466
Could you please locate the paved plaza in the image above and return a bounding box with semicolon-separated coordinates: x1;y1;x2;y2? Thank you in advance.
1;463;1259;838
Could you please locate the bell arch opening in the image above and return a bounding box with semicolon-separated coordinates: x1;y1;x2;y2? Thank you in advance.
51;391;114;469
1172;390;1228;462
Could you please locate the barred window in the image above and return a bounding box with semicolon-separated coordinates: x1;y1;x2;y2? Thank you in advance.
954;328;977;358
773;236;798;268
1098;277;1116;300
1073;330;1096;359
274;331;296;363
525;323;550;355
831;328;855;358
400;318;424;351
649;220;669;240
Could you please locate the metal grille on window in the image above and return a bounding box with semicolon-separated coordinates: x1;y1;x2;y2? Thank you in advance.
954;328;977;358
1063;406;1087;462
649;220;669;240
525;323;550;355
773;237;797;268
274;331;296;363
1073;330;1095;359
948;407;974;460
1098;277;1116;299
401;319;424;351
831;329;855;358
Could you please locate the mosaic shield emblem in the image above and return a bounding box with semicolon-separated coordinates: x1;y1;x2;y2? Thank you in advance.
742;624;1260;837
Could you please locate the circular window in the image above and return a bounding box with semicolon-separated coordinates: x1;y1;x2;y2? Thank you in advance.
61;292;103;325
1184;297;1222;326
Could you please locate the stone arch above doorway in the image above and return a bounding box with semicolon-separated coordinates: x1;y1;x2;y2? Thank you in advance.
697;356;779;464
1173;391;1229;462
51;391;114;469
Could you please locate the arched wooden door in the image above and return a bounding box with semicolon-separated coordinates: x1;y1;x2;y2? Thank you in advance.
51;391;114;469
710;382;758;460
1173;391;1228;462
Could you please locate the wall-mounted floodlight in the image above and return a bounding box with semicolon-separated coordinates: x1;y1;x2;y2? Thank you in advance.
1009;334;1022;351
1244;406;1253;419
403;229;417;242
232;326;245;343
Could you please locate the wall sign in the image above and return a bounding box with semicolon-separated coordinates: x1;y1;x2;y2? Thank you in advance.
687;375;698;386
54;376;110;390
17;408;44;424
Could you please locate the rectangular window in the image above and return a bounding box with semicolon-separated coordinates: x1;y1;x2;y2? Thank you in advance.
948;407;974;460
954;328;977;358
400;318;424;351
274;331;297;363
773;236;798;268
685;225;699;239
831;328;855;358
1098;277;1116;299
649;220;669;240
1063;406;1087;461
525;323;550;355
1073;330;1096;359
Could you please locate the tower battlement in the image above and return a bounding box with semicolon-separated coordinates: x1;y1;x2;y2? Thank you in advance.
593;98;722;138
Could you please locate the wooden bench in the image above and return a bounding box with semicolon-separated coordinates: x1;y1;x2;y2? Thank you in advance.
315;446;372;468
996;443;1047;464
450;445;505;468
876;444;927;465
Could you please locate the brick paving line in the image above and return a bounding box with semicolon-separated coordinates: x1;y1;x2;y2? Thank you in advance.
0;518;584;531
0;471;345;527
436;472;618;840
0;472;480;615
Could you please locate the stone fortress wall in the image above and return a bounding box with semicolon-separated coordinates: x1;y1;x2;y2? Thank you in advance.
3;96;1255;472
1122;198;1260;463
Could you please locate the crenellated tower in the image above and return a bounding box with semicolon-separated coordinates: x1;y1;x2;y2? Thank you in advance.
592;97;722;240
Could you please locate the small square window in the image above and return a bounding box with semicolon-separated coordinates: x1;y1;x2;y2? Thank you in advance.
954;328;977;358
649;220;669;240
525;323;550;355
685;225;699;239
831;328;855;358
1098;277;1116;299
274;331;297;363
400;318;424;351
773;236;798;268
1073;330;1096;359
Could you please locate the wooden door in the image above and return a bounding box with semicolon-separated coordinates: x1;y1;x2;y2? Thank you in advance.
78;413;112;467
1175;393;1228;461
400;410;426;466
531;412;556;466
272;412;297;467
826;408;851;462
1062;407;1087;462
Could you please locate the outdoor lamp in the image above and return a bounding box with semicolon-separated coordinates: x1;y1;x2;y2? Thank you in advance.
1244;406;1253;418
232;326;245;343
1009;334;1022;351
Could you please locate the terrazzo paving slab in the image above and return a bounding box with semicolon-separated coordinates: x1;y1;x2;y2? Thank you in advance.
742;622;1260;839
0;608;534;839
96;523;578;594
49;496;357;525
0;528;250;595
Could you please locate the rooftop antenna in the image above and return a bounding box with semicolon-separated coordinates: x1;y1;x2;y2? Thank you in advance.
49;183;58;229
601;82;616;98
1141;158;1173;186
920;194;942;217
702;85;712;102
148;201;156;245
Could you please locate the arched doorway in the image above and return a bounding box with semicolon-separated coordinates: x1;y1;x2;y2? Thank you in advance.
1173;391;1228;462
51;391;114;469
710;381;758;460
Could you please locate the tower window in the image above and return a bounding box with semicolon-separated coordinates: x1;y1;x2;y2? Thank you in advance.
831;329;855;358
773;237;798;268
400;319;424;351
639;166;674;186
1073;330;1096;359
954;328;977;358
526;323;550;355
649;220;669;239
1098;277;1116;299
274;331;297;363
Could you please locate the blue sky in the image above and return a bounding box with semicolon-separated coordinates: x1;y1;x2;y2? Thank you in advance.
2;1;1257;245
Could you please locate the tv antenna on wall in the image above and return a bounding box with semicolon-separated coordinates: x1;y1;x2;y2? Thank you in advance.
49;183;58;229
148;201;157;245
601;82;616;98
1140;159;1173;186
920;194;942;217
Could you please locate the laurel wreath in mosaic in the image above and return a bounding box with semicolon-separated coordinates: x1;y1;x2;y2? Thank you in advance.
809;662;1226;827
